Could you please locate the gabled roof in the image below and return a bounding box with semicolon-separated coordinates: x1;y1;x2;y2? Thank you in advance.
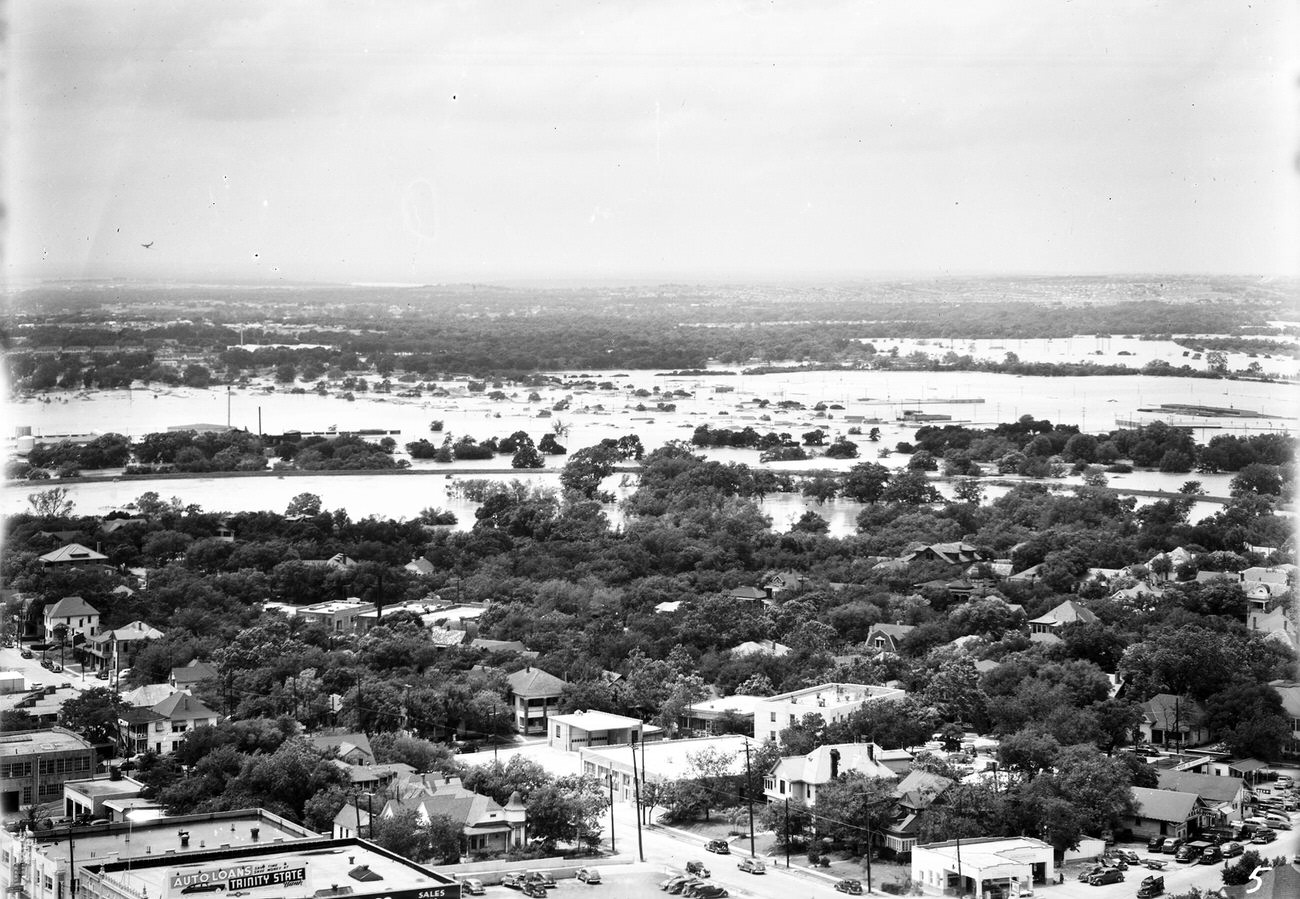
119;707;166;725
1131;786;1200;823
45;595;100;619
901;542;985;565
121;684;177;708
1155;770;1244;804
101;621;164;642
1029;599;1098;627
730;639;791;657
38;543;108;564
1139;693;1205;727
172;659;219;684
506;666;566;697
893;769;954;810
726;586;768;600
428;627;466;647
309;732;375;764
770;743;899;786
404;558;436;575
470;637;530;654
152;692;218;720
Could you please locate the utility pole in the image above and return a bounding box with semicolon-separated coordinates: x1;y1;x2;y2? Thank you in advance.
630;740;644;862
607;771;615;853
743;740;756;858
784;798;790;869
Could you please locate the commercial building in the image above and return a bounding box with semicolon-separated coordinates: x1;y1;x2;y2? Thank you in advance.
680;694;765;735
912;837;1054;899
754;683;907;743
0;728;96;817
548;710;643;752
581;735;748;802
295;598;376;634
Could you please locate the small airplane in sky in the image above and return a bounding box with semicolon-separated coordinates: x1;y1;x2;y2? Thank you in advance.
141;242;154;249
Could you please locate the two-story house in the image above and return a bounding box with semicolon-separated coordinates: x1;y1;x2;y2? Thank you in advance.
1136;693;1210;748
42;596;99;646
85;620;164;675
120;693;221;756
505;666;567;736
1028;599;1098;644
763;743;904;806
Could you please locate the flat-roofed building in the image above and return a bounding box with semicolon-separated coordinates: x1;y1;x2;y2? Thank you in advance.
581;735;748;801
0;809;323;899
0;728;96;817
754;682;907;743
297;597;375;633
681;694;765;735
62;774;146;821
912;836;1054;899
548;710;643;752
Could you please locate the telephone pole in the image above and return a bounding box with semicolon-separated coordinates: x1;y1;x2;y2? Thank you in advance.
607;771;615;853
743;740;756;858
630;740;644;862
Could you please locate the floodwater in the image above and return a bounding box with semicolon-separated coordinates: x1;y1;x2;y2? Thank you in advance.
5;363;1294;535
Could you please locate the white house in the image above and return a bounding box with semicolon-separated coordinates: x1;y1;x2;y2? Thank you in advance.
43;596;100;645
763;742;905;806
548;710;643;752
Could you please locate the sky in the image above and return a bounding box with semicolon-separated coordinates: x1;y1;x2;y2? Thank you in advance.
5;1;1298;284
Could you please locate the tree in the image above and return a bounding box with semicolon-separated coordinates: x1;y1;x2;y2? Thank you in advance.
841;462;891;504
285;492;323;517
1230;463;1284;497
512;445;544;469
1010;744;1136;854
812;771;896;854
28;487;75;518
560;444;619;499
800;472;840;504
952;477;985;505
759;798;814;848
58;685;125;743
369;807;433;861
879;470;941;505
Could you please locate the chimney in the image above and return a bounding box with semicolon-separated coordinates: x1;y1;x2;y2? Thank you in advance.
830;748;841;780
867;743;875;761
179;831;189;847
251;827;260;841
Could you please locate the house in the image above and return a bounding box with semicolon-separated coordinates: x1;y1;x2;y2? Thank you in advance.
864;623;917;655
548;710;643;752
1126;786;1201;841
84;620;164;674
300;553;358;570
332;761;417;794
37;543;109;567
348;774;527;854
0;728;98;814
170;659;220;690
1241;565;1295;587
143;693;221;754
309;732;376;766
505;665;567;736
62;774;148;821
730;639;791;658
1136;693;1210;748
469;637;536;657
1270;680;1300;760
120;684;177;709
879;770;954;859
1028;599;1098;644
1248;607;1297;654
764;571;811;596
724;585;768;603
43;596;100;645
912;836;1054;899
296;597;375;633
404;557;436;576
901;542;987;566
763;742;900;806
1155;770;1246;823
754;683;907;743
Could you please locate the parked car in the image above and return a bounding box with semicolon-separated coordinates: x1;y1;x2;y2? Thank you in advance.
668;878;702;896
1264;814;1292;829
1250;829;1276;844
459;879;485;896
685;886;728;899
1089;869;1125;886
835;879;865;895
704;840;730;854
1136;875;1164;899
1162;839;1184;856
660;876;692;892
1198;846;1222;865
1079;866;1108;882
1115;850;1140;864
1101;855;1129;870
1175;841;1212;863
502;873;524;890
95;670;109;680
576;867;601;884
685;861;710;877
737;858;766;874
20;649;33;659
525;872;557;888
40;658;53;669
1220;842;1245;858
1146;837;1168;854
521;884;547;899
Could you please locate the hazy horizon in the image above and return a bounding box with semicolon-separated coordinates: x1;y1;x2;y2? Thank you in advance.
8;2;1297;285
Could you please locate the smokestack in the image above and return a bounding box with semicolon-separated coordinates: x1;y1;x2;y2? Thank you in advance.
830;748;841;780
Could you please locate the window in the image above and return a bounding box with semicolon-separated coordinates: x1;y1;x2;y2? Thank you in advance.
779;780;786;794
555;726;561;738
789;714;796;725
172;722;187;732
769;712;776;722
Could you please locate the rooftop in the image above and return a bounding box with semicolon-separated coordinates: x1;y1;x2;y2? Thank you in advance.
551;710;643;731
0;728;94;759
582;734;749;781
763;682;906;706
